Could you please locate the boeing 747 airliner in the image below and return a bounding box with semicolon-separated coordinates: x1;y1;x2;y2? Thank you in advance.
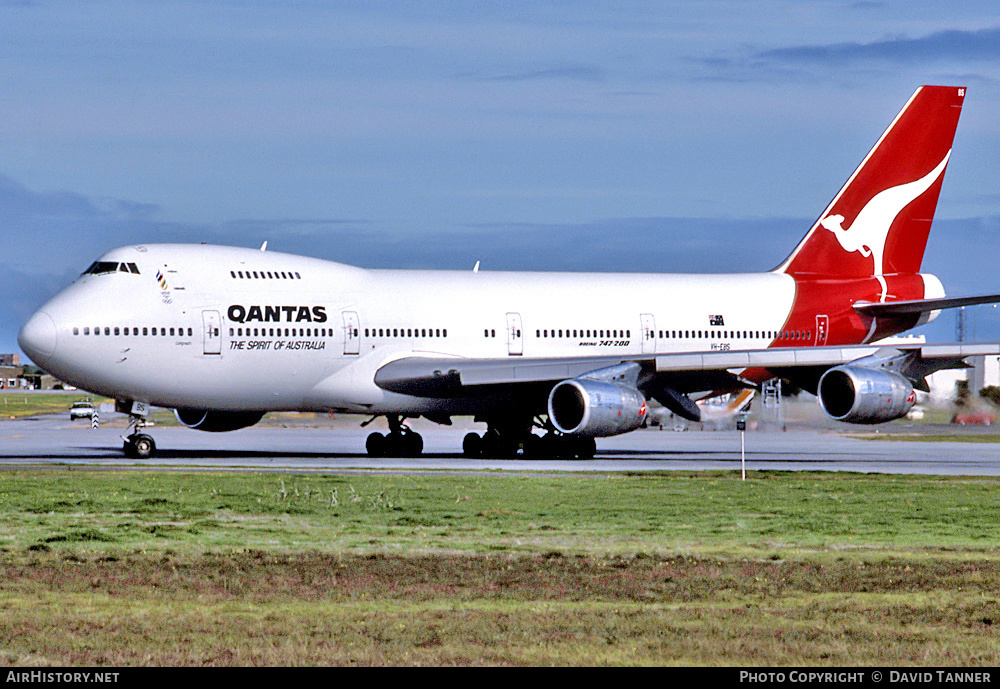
18;85;1000;459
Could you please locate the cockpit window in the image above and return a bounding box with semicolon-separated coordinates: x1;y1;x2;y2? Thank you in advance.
84;262;119;275
83;261;141;276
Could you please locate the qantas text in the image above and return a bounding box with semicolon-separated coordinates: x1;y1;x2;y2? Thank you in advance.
227;305;327;324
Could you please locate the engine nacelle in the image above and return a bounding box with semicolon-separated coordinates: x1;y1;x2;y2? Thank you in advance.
548;378;647;437
174;409;265;432
817;366;916;424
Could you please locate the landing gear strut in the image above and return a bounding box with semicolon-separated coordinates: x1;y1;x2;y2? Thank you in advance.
365;414;424;458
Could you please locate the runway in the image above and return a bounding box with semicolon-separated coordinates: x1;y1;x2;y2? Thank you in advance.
3;414;1000;476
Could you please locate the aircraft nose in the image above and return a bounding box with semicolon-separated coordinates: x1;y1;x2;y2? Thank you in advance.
18;310;58;361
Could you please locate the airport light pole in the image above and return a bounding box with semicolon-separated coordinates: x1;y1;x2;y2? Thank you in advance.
737;413;748;480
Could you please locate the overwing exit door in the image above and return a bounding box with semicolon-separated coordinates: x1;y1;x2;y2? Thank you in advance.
506;312;523;356
343;311;360;355
640;313;656;354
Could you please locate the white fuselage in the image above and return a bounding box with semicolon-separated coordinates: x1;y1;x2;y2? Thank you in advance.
24;244;798;414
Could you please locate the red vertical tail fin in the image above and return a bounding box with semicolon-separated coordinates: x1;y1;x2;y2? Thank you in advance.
776;86;965;278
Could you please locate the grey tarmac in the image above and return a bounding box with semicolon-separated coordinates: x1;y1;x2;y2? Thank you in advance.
2;413;1000;476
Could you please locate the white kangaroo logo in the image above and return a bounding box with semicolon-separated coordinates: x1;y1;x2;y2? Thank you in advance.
820;151;951;276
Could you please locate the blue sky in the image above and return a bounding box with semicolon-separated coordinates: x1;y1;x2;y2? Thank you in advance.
4;1;1000;358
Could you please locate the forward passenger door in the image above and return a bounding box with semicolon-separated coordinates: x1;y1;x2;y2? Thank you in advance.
202;310;221;355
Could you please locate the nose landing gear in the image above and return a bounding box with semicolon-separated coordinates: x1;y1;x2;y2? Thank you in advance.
124;431;156;459
120;402;156;459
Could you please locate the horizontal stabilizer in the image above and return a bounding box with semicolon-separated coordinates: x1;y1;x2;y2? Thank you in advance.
854;293;1000;317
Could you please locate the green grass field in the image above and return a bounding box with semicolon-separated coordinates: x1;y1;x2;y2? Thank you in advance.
2;470;1000;666
0;393;186;425
0;393;109;419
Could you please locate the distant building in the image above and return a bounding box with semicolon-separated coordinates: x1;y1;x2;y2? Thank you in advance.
872;336;999;405
0;354;61;390
969;355;1000;395
18;365;59;390
0;365;20;390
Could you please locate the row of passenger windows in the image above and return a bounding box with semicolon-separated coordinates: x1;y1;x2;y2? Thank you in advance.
70;323;812;343
658;329;812;340
230;269;302;280
537;328;631;339
232;327;332;338
364;327;448;338
73;326;191;337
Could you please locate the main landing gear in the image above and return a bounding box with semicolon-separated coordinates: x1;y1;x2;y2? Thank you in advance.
365;414;424;458
462;416;597;460
361;414;597;460
463;430;596;459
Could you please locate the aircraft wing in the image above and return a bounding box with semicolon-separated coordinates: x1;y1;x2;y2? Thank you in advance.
374;354;644;397
374;342;1000;398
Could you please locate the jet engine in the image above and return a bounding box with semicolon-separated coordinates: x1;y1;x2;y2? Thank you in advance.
547;378;647;437
174;409;265;432
817;365;916;424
